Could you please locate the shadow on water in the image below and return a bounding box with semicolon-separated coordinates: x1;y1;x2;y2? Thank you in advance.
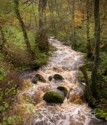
89;119;107;125
18;66;40;80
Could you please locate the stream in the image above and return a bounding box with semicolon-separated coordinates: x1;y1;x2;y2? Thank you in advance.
15;38;106;125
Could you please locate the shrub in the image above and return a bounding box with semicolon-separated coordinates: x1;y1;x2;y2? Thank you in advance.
95;108;107;121
5;43;33;67
0;71;21;123
34;51;48;67
0;67;8;81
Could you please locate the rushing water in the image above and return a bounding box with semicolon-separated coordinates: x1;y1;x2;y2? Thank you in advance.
16;38;103;125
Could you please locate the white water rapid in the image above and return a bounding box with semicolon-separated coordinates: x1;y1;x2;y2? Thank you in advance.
15;38;99;125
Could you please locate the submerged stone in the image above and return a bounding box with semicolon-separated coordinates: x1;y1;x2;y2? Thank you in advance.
53;74;64;80
43;90;65;103
53;66;58;71
57;86;68;96
48;76;53;81
32;74;46;84
36;74;46;83
32;77;38;84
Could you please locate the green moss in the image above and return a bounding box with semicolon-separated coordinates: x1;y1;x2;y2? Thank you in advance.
95;108;107;121
1;115;22;125
57;86;68;96
48;76;53;81
53;74;64;80
34;45;50;67
78;72;85;83
34;52;48;66
49;44;57;52
101;88;107;99
0;67;8;81
43;90;65;103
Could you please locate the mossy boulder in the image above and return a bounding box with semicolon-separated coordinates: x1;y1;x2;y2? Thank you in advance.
48;76;53;81
36;74;46;82
43;90;65;103
32;74;46;84
32;77;38;84
53;74;64;80
57;86;68;96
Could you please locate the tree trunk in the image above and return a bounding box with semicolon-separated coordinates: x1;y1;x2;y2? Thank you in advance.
86;0;92;58
71;0;76;49
36;0;49;53
0;27;7;52
78;0;82;12
66;0;76;49
14;0;32;52
91;0;100;98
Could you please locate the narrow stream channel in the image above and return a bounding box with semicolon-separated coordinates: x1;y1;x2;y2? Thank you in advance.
16;38;105;125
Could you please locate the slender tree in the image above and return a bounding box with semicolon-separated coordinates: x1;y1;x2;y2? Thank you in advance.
14;0;32;52
0;27;7;52
71;0;76;49
91;0;100;98
36;0;49;52
86;0;92;58
67;0;76;49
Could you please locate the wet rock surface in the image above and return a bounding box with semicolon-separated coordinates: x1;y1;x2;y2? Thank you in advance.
43;90;65;103
53;74;64;81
